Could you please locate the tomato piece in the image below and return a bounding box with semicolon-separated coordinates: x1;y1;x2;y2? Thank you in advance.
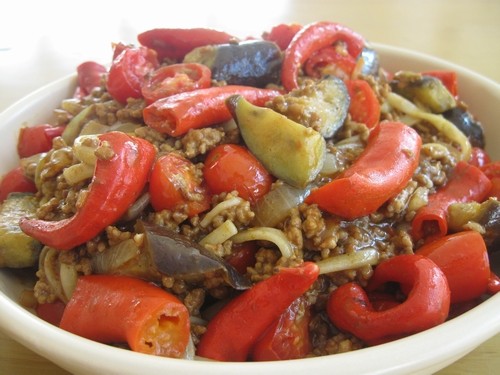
262;23;302;50
422;70;458;97
416;231;490;303
106;46;159;103
251;297;311;361
141;63;212;104
345;79;380;128
225;242;258;274
0;166;37;202
149;153;211;217
36;300;66;326
304;46;357;80
203;144;273;203
17;124;65;158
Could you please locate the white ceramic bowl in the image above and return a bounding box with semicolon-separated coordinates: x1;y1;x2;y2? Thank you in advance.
1;44;500;375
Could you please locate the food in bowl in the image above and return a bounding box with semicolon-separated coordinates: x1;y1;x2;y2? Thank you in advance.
0;20;499;365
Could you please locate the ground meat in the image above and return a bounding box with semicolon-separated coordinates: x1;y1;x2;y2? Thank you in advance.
180;127;225;159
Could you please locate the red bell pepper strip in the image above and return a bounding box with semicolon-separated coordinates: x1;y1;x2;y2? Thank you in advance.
17;124;65;158
482;161;500;198
281;21;365;91
196;262;319;361
327;254;450;346
304;46;357;80
251;296;312;361
306;121;421;219
143;85;281;137
141;63;212;104
415;231;490;303
19;132;156;250
345;79;381;129
412;161;492;240
0;166;37;202
59;275;190;358
138;28;235;61
76;61;107;96
262;23;302;51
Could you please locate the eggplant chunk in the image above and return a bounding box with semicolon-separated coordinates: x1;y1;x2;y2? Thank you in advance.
228;95;326;189
0;193;42;268
140;221;251;290
448;198;500;252
390;71;456;113
443;106;485;148
269;77;350;138
183;40;282;87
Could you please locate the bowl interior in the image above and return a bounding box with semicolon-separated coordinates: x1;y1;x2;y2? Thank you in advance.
1;44;500;375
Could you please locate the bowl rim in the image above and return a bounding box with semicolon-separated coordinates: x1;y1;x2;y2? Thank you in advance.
1;42;500;375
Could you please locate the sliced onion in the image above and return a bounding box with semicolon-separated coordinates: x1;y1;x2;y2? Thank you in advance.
199;220;238;246
91;239;140;274
200;197;243;228
253;183;310;227
316;248;380;274
120;192;151;222
231;227;296;258
63;162;95;185
59;263;78;301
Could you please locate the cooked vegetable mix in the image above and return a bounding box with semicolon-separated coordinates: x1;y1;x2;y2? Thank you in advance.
1;21;499;362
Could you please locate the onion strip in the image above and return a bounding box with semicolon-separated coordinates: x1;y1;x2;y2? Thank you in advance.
386;92;471;161
316;248;379;274
199;220;238;246
231;227;295;259
200;197;243;228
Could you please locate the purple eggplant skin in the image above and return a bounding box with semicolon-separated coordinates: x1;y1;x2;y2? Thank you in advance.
183;40;282;87
443;106;485;148
139;221;251;290
359;46;380;76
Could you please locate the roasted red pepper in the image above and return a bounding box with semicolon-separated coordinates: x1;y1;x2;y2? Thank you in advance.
281;21;365;91
17;124;65;158
482;161;500;199
0;166;37;202
143;85;280;137
138;28;235;61
306;121;421;219
19;132;156;250
251;296;312;361
416;231;490;303
262;23;302;51
196;262;319;361
327;254;450;346
412;161;492;240
76;61;107;96
59;275;190;358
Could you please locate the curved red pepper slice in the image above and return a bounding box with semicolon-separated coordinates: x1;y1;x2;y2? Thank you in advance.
19;132;156;250
306;121;421;219
281;21;365;91
327;254;450;346
59;275;190;358
196;262;319;361
416;231;490;303
143;85;281;137
412;161;492;240
304;46;357;80
138;28;235;61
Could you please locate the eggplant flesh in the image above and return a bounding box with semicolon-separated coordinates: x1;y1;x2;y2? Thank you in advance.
140;221;251;290
443;107;485;148
184;40;282;87
448;198;500;252
390;71;456;113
